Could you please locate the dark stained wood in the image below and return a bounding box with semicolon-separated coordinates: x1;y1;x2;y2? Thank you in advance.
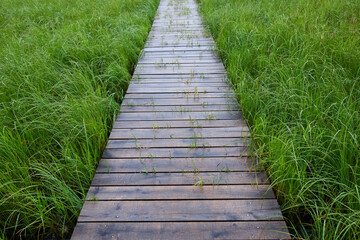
113;119;247;129
78;200;283;222
86;185;275;200
132;73;226;79
96;157;259;173
106;138;250;148
116;111;242;121
122;97;237;105
109;127;250;139
120;104;238;112
91;172;269;186
135;63;225;67
72;222;290;240
138;58;221;64
126;86;232;94
129;82;228;86
102;147;250;159
71;0;289;238
135;69;226;75
144;46;214;52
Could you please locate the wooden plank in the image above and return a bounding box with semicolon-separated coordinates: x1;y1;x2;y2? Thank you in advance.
91;172;269;186
109;127;250;139
96;157;258;173
134;69;225;75
102;147;250;159
151;25;205;28
132;73;226;79
120;104;238;112
113;119;247;129
78;199;283;222
130;79;227;84
144;46;214;52
145;41;214;48
86;185;275;200
137;61;222;66
137;62;222;67
133;73;227;82
129;82;228;87
126;86;231;94
139;59;221;64
145;43;215;48
106;138;250;148
116;111;242;121
72;222;290;240
123;93;238;100
140;52;216;57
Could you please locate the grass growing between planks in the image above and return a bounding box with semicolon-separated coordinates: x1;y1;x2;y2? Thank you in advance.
0;0;159;238
198;0;360;239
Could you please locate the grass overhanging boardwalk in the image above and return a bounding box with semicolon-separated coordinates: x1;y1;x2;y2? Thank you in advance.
71;0;290;239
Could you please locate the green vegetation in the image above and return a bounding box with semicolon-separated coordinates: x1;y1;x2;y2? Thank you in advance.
198;0;360;239
0;0;159;238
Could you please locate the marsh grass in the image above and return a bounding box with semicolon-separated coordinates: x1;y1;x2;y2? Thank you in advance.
198;0;360;239
0;0;159;238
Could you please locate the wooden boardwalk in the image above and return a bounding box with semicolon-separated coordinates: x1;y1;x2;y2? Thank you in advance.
71;0;290;239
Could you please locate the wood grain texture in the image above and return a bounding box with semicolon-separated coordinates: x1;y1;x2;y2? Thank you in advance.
106;138;250;148
78;200;284;222
72;222;290;240
113;119;247;128
109;127;250;139
91;172;269;186
96;157;259;173
86;185;275;200
71;0;289;238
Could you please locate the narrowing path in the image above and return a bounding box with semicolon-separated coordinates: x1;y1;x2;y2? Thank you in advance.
71;0;290;239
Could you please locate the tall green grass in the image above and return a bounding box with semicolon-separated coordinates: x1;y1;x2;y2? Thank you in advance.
198;0;360;239
0;0;159;238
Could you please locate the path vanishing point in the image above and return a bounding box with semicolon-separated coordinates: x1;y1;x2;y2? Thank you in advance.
71;0;290;239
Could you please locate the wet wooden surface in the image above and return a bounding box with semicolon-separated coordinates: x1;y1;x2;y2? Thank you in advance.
71;0;290;238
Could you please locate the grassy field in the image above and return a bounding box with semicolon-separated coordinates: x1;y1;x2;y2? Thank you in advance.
0;0;159;238
198;0;360;239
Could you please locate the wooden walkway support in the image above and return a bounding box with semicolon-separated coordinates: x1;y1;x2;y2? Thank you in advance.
71;0;290;239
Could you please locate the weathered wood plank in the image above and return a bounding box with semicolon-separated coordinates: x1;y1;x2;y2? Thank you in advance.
132;73;226;79
102;147;250;159
138;57;221;64
130;80;227;85
129;82;228;87
106;138;250;148
120;104;238;112
126;86;231;94
113;119;246;129
140;52;216;57
145;42;214;48
72;222;290;240
109;127;250;139
124;94;235;100
96;157;258;173
86;185;274;200
134;69;226;75
78;200;283;222
137;62;222;67
144;46;214;52
116;111;242;121
91;172;269;186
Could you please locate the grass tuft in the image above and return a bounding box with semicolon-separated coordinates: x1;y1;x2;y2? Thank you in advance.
198;0;360;239
0;0;159;238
